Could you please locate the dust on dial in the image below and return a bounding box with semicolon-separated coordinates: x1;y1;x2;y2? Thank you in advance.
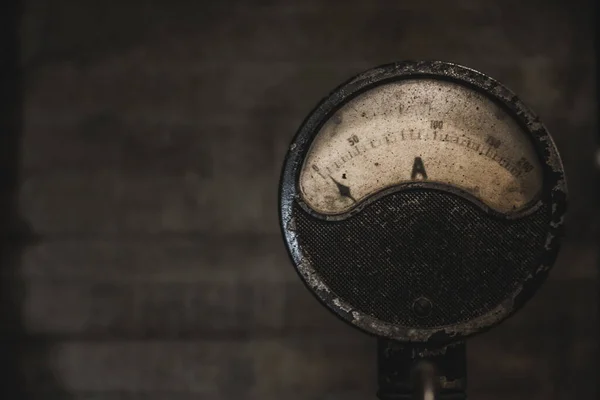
299;79;543;215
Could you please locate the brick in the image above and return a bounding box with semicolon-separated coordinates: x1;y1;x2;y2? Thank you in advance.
19;171;279;235
469;335;596;400
467;276;598;400
20;336;374;396
12;237;596;285
21;0;591;67
10;269;598;339
17;327;596;399
22;59;593;133
15;278;340;338
14;393;374;400
551;241;597;279
22;114;300;174
16;235;292;282
22;63;359;133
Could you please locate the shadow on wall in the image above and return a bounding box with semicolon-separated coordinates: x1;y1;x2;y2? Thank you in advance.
0;1;69;398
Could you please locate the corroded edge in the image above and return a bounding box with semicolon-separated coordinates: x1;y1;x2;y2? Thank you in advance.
278;60;568;344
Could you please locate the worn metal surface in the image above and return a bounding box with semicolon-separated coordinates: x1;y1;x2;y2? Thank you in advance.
279;61;568;343
377;340;466;400
299;79;543;214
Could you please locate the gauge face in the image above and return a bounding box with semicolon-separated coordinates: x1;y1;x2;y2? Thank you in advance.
300;79;543;215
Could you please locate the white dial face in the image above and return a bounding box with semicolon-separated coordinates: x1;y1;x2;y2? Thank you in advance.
299;79;543;215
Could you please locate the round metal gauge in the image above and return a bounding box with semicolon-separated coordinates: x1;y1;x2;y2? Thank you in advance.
279;61;567;343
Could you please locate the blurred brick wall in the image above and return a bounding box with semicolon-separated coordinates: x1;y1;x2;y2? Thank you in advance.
0;0;597;399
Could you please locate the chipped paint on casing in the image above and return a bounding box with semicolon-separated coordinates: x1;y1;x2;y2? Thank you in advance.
278;61;567;344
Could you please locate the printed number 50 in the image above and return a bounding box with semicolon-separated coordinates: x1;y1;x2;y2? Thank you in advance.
347;135;359;146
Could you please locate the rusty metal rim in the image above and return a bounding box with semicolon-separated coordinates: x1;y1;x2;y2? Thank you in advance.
278;60;567;344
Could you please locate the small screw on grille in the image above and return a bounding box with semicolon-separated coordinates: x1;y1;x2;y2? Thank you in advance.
412;297;432;318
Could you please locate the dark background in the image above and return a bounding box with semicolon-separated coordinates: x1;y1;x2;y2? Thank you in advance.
1;0;598;399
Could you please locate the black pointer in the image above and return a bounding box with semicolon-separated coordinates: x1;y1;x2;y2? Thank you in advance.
330;177;357;202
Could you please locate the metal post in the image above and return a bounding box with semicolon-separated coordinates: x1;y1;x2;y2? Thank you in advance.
377;339;467;400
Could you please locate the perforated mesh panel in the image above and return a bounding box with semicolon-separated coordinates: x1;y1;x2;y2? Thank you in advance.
293;190;549;328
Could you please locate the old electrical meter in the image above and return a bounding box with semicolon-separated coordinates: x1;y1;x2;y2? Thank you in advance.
278;61;566;399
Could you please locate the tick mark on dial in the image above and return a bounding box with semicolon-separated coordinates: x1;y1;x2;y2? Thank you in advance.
331;177;356;202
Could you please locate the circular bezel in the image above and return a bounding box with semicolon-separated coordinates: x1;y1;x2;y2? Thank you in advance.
279;61;567;343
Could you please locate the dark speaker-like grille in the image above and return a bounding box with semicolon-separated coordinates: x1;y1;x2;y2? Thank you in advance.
293;190;549;328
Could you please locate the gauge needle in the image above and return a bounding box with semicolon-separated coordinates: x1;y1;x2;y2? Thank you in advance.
330;177;357;202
